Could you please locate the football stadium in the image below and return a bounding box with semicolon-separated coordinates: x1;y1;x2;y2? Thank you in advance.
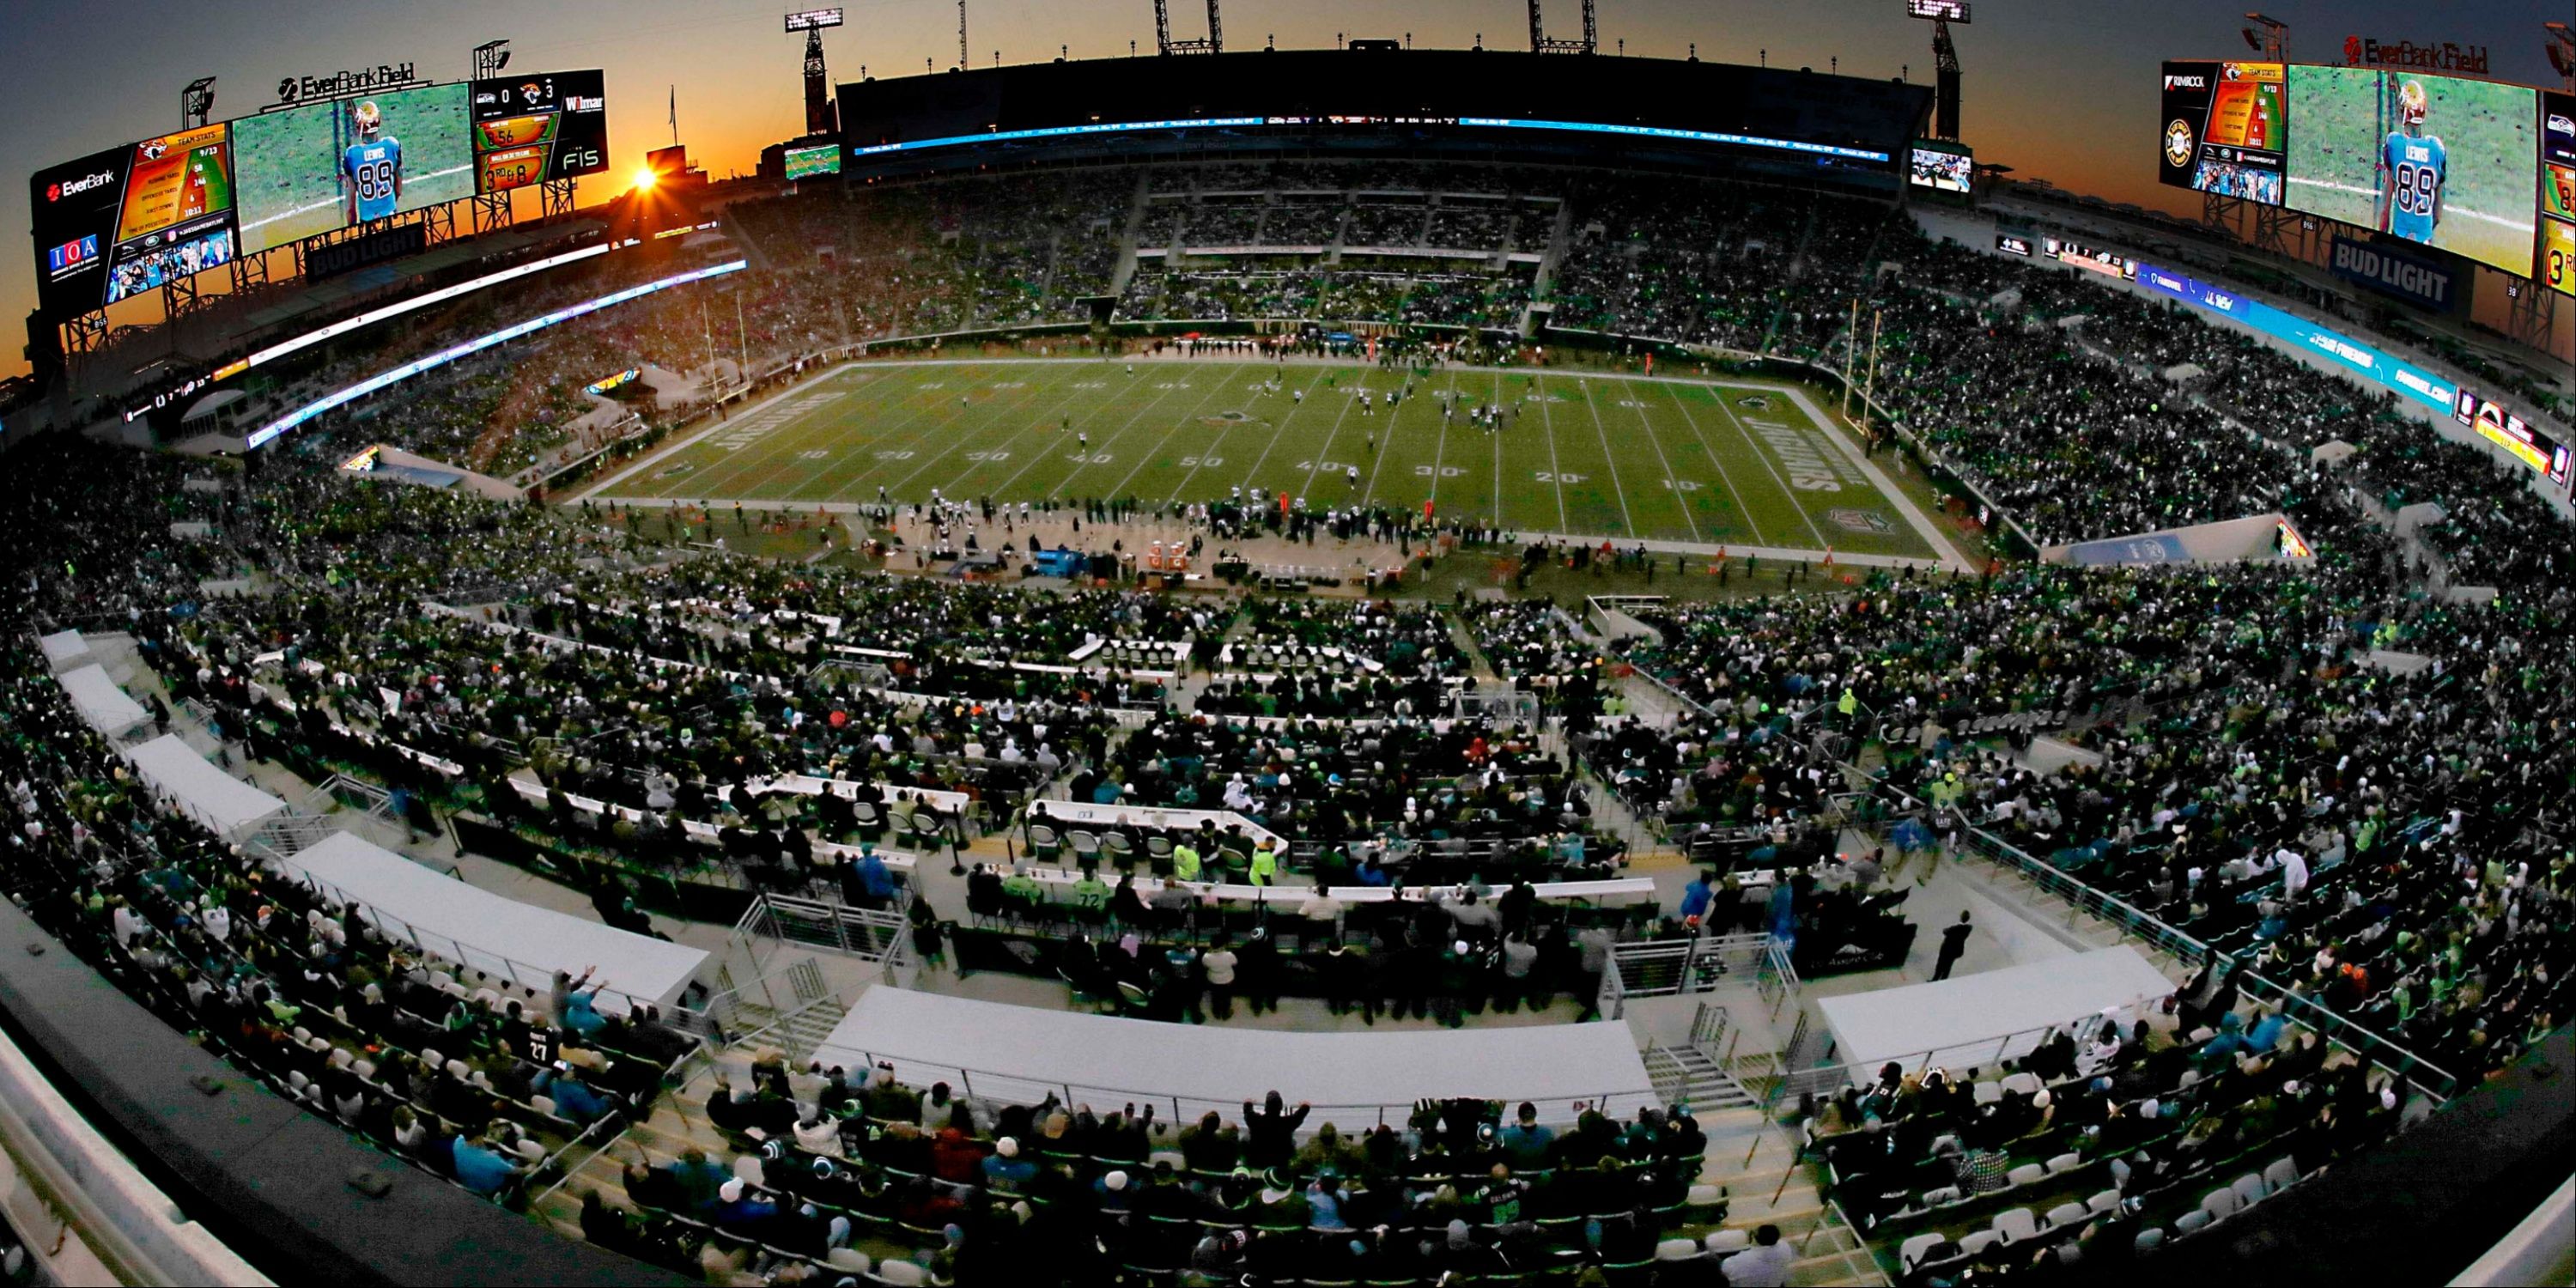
0;6;2572;1288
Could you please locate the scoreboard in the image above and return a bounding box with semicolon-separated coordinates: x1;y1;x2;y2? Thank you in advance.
471;70;611;193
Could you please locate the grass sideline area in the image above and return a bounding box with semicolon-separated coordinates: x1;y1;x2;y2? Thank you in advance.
583;356;1941;559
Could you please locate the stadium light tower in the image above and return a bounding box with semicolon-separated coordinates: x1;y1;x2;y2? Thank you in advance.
1155;0;1222;55
2240;14;2286;62
786;9;844;137
1904;2;1967;141
1528;0;1595;55
180;76;216;129
471;39;511;83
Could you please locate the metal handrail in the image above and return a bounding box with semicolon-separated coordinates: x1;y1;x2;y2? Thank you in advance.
1866;779;2459;1102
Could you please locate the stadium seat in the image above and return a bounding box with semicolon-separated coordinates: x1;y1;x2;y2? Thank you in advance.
2262;1157;2300;1192
1898;1233;1945;1272
1958;1230;2000;1256
1704;1229;1748;1255
2044;1202;2089;1230
2232;1173;2269;1209
2044;1151;2083;1174
1992;1207;2040;1244
1653;1237;1700;1261
2174;1210;2214;1236
2005;1163;2048;1188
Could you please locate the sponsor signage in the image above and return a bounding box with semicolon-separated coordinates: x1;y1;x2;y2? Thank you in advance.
2339;35;2488;75
2327;234;2461;312
2136;259;2457;414
1995;233;2032;257
275;63;425;105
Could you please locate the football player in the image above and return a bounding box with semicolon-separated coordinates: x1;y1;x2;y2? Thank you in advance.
342;100;404;225
2375;79;2445;246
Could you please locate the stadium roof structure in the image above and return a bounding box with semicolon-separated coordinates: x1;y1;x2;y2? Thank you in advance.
838;49;1929;180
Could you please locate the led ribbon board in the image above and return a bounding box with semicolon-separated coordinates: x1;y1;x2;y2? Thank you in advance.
246;259;744;449
854;115;1888;163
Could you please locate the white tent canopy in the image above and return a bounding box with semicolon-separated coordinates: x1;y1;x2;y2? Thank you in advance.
817;988;1659;1126
57;665;149;738
37;630;92;673
121;735;287;837
1816;946;2176;1072
273;831;708;1015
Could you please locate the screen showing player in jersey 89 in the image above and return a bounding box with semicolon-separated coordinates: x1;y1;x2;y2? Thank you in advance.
232;84;473;253
2283;65;2537;277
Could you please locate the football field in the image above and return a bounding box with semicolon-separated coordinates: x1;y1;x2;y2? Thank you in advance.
585;358;1938;558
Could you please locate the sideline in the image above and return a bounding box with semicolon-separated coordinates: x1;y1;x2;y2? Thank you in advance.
578;351;1974;568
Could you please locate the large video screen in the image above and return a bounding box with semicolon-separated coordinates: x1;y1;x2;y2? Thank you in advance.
2545;91;2575;298
2284;65;2537;276
784;143;842;181
2158;61;2286;205
1908;141;1972;193
29;125;240;315
233;84;473;253
471;70;610;193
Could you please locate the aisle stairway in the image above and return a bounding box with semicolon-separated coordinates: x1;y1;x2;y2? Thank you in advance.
1644;1042;1759;1113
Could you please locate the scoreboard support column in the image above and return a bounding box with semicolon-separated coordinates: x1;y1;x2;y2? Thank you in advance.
541;178;576;222
160;271;204;321
471;191;513;236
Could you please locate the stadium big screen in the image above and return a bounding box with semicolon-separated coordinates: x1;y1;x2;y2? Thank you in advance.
2283;64;2537;276
2544;90;2574;297
30;125;240;314
232;84;474;253
471;70;611;193
1908;140;1973;193
2158;60;2287;205
784;143;842;180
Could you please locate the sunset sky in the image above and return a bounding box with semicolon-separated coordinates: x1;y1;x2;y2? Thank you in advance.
2;0;2567;379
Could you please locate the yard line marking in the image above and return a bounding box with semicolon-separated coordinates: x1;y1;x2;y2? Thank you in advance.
654;382;883;500
1526;371;1566;532
981;371;1193;501
1425;382;1453;513
1230;366;1337;500
1105;361;1253;497
239;164;477;234
1704;384;1836;551
1175;364;1325;501
1613;380;1697;543
935;367;1135;497
723;371;997;501
1656;380;1773;549
1295;375;1375;501
2281;178;2533;233
584;365;858;496
878;370;1109;500
1033;368;1233;500
1573;378;1637;538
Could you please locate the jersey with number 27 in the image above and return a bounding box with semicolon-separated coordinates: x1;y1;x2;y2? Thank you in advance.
343;138;403;222
2380;131;2445;244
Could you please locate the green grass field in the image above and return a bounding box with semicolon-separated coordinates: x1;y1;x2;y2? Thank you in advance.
585;358;1937;558
2283;64;2539;275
